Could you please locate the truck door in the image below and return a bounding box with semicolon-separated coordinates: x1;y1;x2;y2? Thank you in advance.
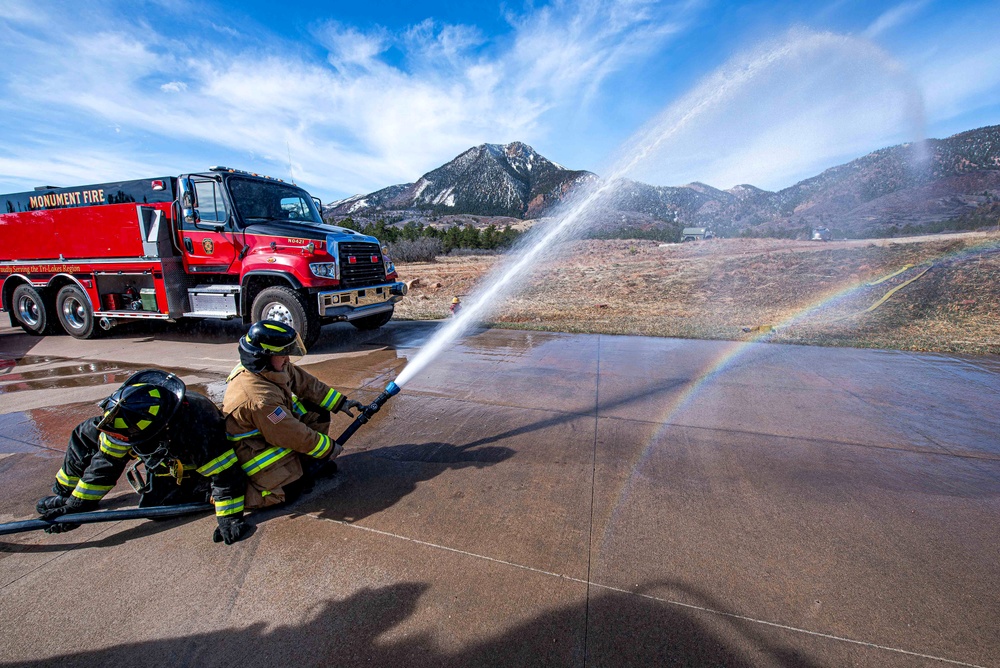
179;177;238;275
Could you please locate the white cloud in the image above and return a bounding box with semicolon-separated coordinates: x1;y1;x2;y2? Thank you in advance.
7;0;992;202
619;30;926;190
897;4;1000;125
864;0;930;38
315;21;391;72
506;0;694;104
209;21;241;38
0;0;699;199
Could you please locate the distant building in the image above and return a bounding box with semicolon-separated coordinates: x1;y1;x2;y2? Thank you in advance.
682;227;714;241
811;227;832;241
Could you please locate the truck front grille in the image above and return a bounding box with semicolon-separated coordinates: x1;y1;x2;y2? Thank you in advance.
338;241;387;288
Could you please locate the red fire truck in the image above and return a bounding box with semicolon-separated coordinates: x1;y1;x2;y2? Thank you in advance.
0;167;406;346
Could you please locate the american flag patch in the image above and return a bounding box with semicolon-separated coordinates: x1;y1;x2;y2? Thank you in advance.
267;406;287;424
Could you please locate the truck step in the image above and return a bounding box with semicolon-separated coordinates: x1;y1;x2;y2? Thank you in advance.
187;284;239;316
181;312;239;319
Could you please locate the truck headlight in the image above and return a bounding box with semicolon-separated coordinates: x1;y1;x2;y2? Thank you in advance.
310;262;338;279
382;245;395;275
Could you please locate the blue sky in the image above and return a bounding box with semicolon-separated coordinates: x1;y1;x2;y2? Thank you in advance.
1;0;998;203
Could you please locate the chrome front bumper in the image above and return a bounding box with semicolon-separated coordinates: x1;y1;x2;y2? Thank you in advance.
317;281;407;320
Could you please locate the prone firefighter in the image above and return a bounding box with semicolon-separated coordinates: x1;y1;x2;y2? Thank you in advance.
222;320;364;508
35;370;252;545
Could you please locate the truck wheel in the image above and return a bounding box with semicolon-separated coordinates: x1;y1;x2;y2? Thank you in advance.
251;286;321;348
350;307;394;331
56;285;99;339
12;284;57;335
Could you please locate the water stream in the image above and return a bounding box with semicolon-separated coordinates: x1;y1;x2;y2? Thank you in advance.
393;30;924;389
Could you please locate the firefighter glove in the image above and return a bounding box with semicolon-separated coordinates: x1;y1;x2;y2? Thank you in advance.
317;441;343;463
337;398;365;418
38;496;97;521
39;496;97;533
213;515;252;545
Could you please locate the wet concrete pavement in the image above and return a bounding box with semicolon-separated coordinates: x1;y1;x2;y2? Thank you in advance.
0;318;998;667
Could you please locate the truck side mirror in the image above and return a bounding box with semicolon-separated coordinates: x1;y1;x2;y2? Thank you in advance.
179;177;200;225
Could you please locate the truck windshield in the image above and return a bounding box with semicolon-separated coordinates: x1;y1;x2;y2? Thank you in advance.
227;177;323;225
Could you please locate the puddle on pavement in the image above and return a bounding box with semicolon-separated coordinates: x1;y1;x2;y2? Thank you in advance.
0;369;136;395
0;403;97;455
0;357;186;395
0;345;416;452
0;354;66;374
305;346;410;392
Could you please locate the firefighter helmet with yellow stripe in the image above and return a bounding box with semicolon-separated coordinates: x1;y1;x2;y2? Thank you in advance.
238;320;307;372
96;369;185;446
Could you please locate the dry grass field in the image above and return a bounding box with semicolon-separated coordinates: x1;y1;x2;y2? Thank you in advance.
393;230;1000;356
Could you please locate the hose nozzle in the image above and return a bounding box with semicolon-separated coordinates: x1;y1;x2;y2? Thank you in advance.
334;381;401;446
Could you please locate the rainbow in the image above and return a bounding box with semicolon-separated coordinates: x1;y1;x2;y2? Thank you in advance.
597;233;1000;546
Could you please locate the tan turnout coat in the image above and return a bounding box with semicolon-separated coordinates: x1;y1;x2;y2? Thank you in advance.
222;363;346;508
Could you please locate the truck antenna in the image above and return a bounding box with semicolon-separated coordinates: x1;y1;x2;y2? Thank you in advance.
286;140;296;185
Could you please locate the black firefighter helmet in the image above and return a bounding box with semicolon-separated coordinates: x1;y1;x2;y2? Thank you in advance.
95;369;185;449
239;319;308;373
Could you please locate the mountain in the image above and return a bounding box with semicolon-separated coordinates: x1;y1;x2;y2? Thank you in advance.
327;142;593;220
326;126;1000;238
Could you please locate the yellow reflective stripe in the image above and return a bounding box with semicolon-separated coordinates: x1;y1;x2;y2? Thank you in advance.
98;433;131;459
291;394;307;416
241;447;292;476
214;496;245;517
226;363;246;383
196;449;238;476
320;389;342;410
307;433;331;458
263;323;289;332
72;481;113;500
226;429;261;442
56;468;79;487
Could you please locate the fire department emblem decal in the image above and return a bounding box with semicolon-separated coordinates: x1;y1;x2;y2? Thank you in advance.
202;238;214;254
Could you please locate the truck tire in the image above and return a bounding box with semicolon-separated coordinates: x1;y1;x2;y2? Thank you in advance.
350;306;394;331
251;286;321;348
12;284;56;336
55;285;99;339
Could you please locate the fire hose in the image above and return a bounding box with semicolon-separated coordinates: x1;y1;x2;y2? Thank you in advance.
0;381;402;537
0;502;213;537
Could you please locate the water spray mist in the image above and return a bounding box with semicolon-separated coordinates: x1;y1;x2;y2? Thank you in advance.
393;29;924;391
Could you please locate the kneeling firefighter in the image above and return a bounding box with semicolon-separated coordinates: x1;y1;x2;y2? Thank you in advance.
36;370;252;545
223;320;364;508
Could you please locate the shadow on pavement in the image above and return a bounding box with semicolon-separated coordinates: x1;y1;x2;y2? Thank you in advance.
270;441;516;525
258;376;687;525
0;514;206;553
0;330;43;366
3;580;824;667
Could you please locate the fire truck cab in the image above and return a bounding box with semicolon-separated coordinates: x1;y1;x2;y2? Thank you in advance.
0;167;406;346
